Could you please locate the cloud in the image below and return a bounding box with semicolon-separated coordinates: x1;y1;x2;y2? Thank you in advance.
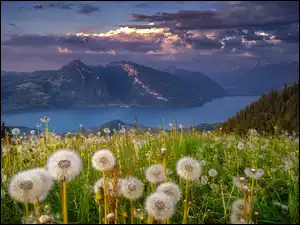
130;1;299;31
77;4;100;14
31;3;100;14
57;47;72;54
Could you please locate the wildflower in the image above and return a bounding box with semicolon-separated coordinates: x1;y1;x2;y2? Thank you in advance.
92;149;116;171
145;192;175;221
253;169;264;179
103;128;111;134
200;160;206;166
41;117;50;123
231;199;250;214
27;168;53;201
46;149;82;182
230;212;247;224
208;169;218;177
200;176;208;185
145;164;164;184
233;177;246;190
179;124;183;129
12;128;20;136
169;123;174;127
237;142;244;150
8;170;44;203
39;215;52;224
161;147;167;153
156;182;182;203
176;157;201;181
30;130;35;135
121;177;143;200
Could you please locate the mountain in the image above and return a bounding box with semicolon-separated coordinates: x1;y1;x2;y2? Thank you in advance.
211;61;299;96
166;68;228;100
1;60;227;112
221;82;299;134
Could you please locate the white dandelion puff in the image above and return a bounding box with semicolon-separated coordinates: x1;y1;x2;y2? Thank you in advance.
208;169;218;177
103;128;111;134
30;130;35;135
92;149;116;171
121;177;143;200
230;212;246;224
12;128;21;136
36;123;42;129
176;157;202;181
46;149;82;182
231;199;250;214
161;147;167;153
8;170;44;203
156;182;182;203
145;192;175;221
145;164;164;184
27;168;53;202
237;142;244;150
41;117;50;123
253;169;264;179
39;215;52;224
200;176;208;185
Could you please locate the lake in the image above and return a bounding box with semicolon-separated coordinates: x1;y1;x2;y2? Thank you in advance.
1;96;260;132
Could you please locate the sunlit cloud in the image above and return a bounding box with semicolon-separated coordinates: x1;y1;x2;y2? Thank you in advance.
57;47;72;54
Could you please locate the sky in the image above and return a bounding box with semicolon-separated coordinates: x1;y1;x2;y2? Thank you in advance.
1;1;299;74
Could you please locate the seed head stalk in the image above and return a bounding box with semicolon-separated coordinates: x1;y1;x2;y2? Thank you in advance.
103;172;108;224
61;181;68;224
24;200;29;217
130;200;134;224
182;179;189;224
34;199;41;224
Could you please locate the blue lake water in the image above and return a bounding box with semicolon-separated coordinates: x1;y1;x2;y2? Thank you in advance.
1;96;260;132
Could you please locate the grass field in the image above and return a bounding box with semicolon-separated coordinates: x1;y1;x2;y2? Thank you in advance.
1;125;299;224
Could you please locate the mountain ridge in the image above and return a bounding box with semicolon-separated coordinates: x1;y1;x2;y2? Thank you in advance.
1;60;227;112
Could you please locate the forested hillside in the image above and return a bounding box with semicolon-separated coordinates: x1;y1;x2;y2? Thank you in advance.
222;82;299;134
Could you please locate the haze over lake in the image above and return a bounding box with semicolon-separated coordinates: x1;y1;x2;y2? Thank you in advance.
1;96;259;132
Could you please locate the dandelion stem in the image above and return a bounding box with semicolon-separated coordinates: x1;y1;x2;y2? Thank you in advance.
34;199;41;224
61;181;68;224
163;154;167;183
147;215;152;224
98;204;102;224
24;201;29;217
244;190;248;221
103;172;108;224
182;179;189;224
249;178;255;220
115;198;119;224
130;200;134;224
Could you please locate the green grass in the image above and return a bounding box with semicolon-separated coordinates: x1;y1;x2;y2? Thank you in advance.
1;128;299;224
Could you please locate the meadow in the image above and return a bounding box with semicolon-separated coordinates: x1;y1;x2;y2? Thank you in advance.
1;119;299;224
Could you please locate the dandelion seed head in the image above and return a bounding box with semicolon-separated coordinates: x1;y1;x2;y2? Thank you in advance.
145;164;164;184
46;149;82;182
92;149;116;171
27;168;53;202
8;170;44;203
208;169;218;177
39;215;52;224
237;142;244;150
231;199;250;214
145;192;175;221
121;177;143;200
12;128;21;136
176;157;201;181
157;182;182;203
253;169;264;179
103;128;111;134
200;176;208;185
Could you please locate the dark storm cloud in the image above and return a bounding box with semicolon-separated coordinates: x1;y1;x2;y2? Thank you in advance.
2;34;162;53
31;3;99;14
77;4;100;14
186;36;223;50
130;1;299;31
